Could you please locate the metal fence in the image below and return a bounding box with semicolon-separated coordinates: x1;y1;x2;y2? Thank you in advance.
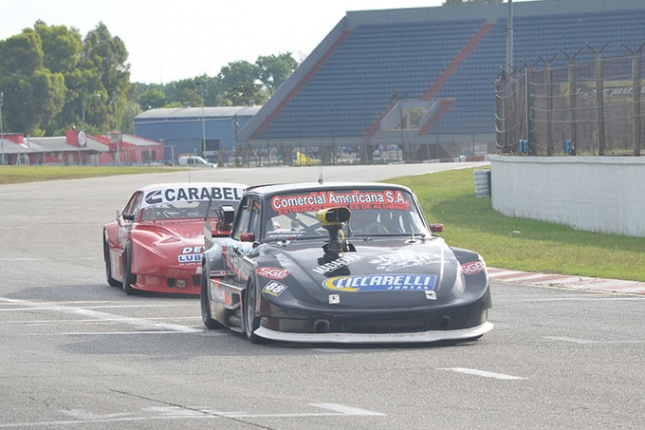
495;50;645;156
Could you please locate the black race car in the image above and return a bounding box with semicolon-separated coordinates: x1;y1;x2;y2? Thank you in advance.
201;182;492;344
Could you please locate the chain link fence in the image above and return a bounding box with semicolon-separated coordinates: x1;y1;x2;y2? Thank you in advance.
495;49;645;156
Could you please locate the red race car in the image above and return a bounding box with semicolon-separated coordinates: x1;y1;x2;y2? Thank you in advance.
103;182;246;295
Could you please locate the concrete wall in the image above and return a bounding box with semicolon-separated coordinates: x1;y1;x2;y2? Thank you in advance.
489;155;645;238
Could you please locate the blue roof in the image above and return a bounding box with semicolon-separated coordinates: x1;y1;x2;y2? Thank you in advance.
242;0;645;146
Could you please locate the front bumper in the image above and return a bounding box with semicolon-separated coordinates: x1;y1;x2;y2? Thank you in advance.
132;273;201;295
254;321;493;344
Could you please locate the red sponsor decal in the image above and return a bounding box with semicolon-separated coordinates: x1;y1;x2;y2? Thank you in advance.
270;190;410;215
462;261;486;276
256;266;290;280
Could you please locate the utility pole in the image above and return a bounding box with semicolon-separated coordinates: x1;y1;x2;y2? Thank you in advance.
200;82;206;159
506;0;513;74
112;92;120;165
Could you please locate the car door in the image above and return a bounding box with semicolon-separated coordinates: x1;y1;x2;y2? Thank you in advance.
227;195;262;289
117;191;143;250
107;191;143;282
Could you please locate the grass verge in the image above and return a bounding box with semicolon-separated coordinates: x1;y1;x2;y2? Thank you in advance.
0;165;177;184
391;168;645;282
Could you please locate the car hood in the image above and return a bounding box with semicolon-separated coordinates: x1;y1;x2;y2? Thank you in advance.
131;220;208;256
134;220;207;239
257;237;476;308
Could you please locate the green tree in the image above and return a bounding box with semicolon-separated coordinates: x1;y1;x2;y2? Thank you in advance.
1;21;138;136
255;52;299;94
1;71;66;136
136;85;166;110
119;100;142;134
175;78;204;107
82;22;131;131
200;75;227;107
0;30;43;75
132;52;299;110
34;21;83;74
0;30;66;135
218;60;268;106
31;21;107;135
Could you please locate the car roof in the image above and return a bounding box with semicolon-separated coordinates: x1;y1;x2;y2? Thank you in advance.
136;182;247;193
245;181;413;197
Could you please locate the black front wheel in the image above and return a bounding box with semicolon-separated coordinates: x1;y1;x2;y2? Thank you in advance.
103;235;121;287
243;280;262;343
122;242;138;295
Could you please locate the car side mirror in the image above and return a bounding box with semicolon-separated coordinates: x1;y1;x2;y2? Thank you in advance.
123;213;135;222
428;223;443;233
216;205;235;231
240;232;256;242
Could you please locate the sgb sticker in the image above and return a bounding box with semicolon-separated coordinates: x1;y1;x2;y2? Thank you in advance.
461;261;486;276
257;267;290;280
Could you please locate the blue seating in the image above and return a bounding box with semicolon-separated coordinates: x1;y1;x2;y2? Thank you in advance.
256;9;645;140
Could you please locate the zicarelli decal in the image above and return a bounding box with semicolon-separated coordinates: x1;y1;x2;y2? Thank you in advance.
256;267;290;280
461;261;486;276
313;254;363;274
144;186;244;207
368;250;439;272
262;280;288;297
271;189;410;215
322;274;436;292
178;246;204;264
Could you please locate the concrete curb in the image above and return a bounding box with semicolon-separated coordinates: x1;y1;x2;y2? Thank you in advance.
488;267;645;295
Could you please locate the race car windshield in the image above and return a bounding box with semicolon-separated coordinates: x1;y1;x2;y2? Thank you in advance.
140;201;238;221
262;188;428;240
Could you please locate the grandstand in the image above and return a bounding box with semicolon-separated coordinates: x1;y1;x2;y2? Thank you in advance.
240;0;645;161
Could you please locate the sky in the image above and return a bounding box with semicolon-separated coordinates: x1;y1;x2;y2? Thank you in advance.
0;1;531;85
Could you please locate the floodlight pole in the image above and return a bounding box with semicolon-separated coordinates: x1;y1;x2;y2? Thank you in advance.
112;93;120;165
200;83;206;159
506;0;513;74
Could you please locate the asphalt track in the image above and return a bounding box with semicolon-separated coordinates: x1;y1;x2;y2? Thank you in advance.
1;163;644;430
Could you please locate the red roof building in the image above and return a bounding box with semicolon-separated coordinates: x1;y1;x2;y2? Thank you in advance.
0;130;164;166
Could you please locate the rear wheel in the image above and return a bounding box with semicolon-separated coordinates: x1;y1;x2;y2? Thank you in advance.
201;271;224;329
243;280;262;343
103;235;121;287
122;242;138;295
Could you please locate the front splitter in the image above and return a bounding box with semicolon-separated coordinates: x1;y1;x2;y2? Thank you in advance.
253;321;493;344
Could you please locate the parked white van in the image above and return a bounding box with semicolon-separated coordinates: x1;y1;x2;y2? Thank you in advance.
177;156;216;168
